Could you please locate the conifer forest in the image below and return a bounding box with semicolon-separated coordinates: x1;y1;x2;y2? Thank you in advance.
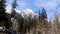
0;0;60;34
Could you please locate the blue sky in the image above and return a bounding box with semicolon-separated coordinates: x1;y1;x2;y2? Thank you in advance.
6;0;60;20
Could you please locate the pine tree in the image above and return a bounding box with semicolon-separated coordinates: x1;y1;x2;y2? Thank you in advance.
0;0;6;21
38;8;48;34
11;0;17;31
41;8;48;34
41;8;47;19
0;0;10;29
11;0;17;18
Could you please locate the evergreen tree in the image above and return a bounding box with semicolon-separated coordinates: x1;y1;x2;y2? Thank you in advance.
38;8;48;34
11;0;17;30
0;0;6;21
11;0;17;18
41;8;47;19
41;8;48;34
0;0;10;29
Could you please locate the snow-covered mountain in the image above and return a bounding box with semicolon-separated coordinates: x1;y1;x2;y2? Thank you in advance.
10;8;39;23
21;8;35;18
6;8;38;18
15;8;38;18
22;8;35;16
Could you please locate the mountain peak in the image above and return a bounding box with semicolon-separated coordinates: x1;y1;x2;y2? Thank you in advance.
23;8;34;14
22;8;35;16
6;8;38;18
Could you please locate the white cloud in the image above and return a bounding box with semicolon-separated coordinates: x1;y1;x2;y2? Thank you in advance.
6;5;12;14
34;0;59;10
17;2;27;6
14;9;21;13
6;0;28;14
17;1;29;9
17;0;28;7
6;0;13;13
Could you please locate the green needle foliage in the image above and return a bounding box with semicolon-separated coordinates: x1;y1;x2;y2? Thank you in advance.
0;0;10;29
